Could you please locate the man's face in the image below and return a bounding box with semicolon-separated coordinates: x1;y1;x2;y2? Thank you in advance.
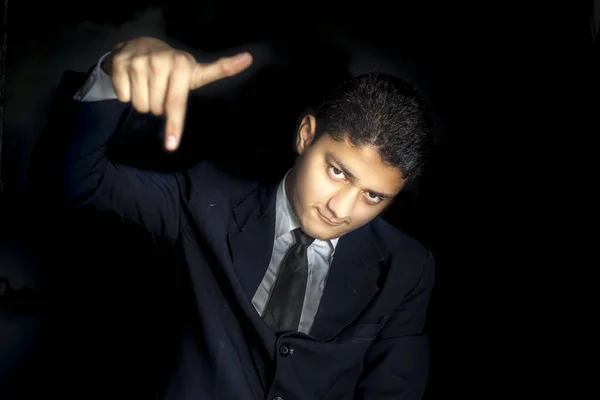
287;115;407;241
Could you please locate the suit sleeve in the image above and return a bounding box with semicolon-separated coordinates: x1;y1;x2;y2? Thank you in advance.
354;251;435;399
28;71;184;244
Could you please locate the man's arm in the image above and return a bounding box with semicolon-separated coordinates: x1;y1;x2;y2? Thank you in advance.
355;252;435;399
28;37;252;243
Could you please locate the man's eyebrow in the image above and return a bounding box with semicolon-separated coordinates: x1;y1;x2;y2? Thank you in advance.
325;152;395;199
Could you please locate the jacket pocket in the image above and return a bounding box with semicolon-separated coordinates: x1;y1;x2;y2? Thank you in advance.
337;322;384;341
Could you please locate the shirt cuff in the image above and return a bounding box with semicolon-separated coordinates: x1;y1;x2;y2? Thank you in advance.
73;52;118;102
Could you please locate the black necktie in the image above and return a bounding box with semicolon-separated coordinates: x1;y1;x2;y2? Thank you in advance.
263;228;314;333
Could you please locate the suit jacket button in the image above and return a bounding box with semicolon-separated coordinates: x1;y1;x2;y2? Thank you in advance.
273;397;283;400
279;344;291;357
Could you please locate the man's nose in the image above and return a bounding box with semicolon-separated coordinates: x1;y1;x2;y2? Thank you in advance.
327;189;356;220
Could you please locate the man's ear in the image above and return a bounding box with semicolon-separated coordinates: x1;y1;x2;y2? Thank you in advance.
295;114;317;155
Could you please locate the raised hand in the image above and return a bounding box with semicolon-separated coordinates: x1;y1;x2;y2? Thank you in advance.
103;37;253;151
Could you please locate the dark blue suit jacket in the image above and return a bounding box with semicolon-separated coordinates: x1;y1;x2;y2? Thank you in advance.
32;95;434;399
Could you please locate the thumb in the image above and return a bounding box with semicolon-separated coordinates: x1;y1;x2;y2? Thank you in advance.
189;52;253;89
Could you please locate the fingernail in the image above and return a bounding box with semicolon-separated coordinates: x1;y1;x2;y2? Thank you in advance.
166;135;177;150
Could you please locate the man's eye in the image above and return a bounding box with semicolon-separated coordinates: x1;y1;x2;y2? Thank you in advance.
330;166;344;177
364;192;382;204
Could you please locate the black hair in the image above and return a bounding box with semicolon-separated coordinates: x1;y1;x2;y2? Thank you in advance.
314;72;435;180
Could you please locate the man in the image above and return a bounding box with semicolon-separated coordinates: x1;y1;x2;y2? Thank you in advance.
32;37;436;399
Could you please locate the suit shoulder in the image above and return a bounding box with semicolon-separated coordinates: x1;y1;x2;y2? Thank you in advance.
182;161;259;204
370;218;435;298
371;217;433;265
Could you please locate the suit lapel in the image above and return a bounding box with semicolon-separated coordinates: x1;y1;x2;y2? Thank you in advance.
310;223;388;340
227;183;278;301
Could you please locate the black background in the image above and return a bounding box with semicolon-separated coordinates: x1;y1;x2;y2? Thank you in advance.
1;1;595;398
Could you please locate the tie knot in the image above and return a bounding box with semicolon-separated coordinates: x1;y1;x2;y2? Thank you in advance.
293;228;314;247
